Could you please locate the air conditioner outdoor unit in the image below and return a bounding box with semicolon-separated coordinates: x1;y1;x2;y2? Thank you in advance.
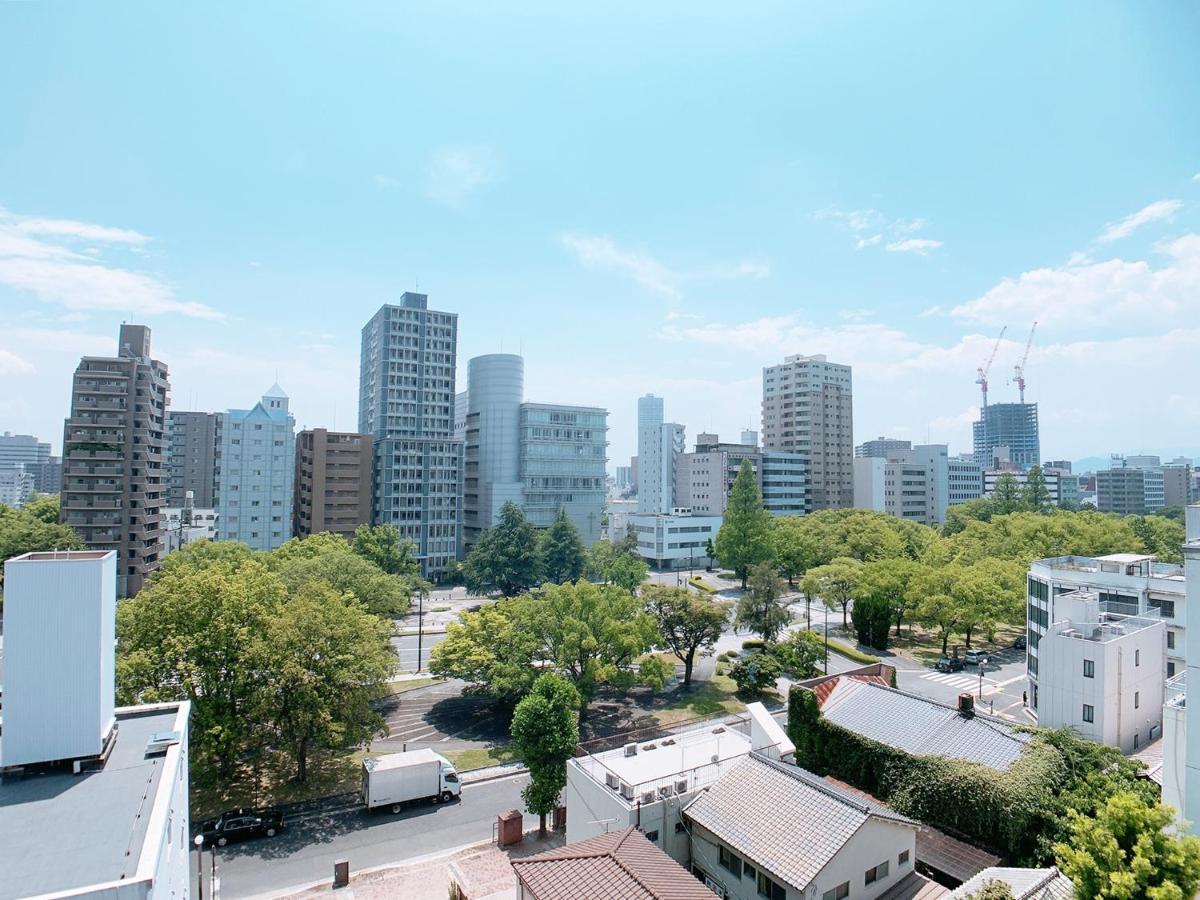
675;778;689;794
620;782;634;800
640;790;656;804
658;785;675;798
605;772;620;790
624;743;638;757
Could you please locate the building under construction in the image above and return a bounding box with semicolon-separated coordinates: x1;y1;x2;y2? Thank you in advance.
971;322;1040;470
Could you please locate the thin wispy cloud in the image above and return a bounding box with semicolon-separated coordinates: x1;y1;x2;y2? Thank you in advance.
424;146;499;207
886;238;943;255
0;207;223;320
1097;199;1182;243
816;205;943;254
0;349;34;375
560;233;768;299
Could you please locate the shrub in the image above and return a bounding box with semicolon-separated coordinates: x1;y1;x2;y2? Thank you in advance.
741;638;766;650
730;653;782;696
825;636;879;665
688;576;718;594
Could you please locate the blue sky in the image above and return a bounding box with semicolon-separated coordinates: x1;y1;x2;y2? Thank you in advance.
2;2;1199;466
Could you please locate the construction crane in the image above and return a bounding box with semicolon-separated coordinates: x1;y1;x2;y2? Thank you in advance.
1013;321;1037;403
975;325;1007;409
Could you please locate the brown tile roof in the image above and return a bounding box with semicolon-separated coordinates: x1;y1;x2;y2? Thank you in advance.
812;674;891;706
511;827;717;900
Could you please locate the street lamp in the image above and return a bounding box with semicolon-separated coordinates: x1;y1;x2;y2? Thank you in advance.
416;588;427;673
194;835;204;900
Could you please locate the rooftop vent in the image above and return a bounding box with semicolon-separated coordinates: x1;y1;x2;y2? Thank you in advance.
624;743;638;757
711;726;725;734
957;693;975;718
145;731;181;756
661;738;676;746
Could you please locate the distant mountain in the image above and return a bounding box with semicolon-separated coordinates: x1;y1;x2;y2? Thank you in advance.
1071;451;1200;474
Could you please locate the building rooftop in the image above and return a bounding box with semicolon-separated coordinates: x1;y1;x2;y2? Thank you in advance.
815;679;1029;771
0;704;186;899
511;826;716;900
1032;554;1184;582
949;867;1074;900
684;753;916;891
1052;612;1162;644
571;719;753;801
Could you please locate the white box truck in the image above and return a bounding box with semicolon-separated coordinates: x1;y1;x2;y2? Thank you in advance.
363;749;461;813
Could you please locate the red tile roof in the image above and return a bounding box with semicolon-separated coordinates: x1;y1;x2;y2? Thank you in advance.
512;827;717;900
812;674;891;707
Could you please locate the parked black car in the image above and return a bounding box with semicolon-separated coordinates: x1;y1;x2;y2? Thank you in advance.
935;656;964;673
198;808;285;847
1013;635;1027;650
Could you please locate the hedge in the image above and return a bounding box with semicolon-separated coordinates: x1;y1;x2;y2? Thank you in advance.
787;686;1064;862
824;637;879;665
688;576;718;594
741;639;767;651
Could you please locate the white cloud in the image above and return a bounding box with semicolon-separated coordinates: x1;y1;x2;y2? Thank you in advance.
951;233;1200;327
560;233;768;300
1193;173;1200;183
814;207;882;233
0;208;222;319
856;234;883;249
886;238;943;255
918;305;944;318
1097;199;1182;243
424;146;499;207
0;349;34;375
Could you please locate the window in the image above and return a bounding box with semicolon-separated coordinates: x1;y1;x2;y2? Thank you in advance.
1135;692;1140;709
1169;662;1177;677
1083;659;1095;678
1136;649;1141;667
719;846;742;877
757;871;786;900
822;882;851;900
899;850;910;865
1083;704;1094;723
1168;631;1176;650
865;861;889;885
675;821;686;834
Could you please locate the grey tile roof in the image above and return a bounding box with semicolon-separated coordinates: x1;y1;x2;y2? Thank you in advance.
817;679;1029;771
683;753;917;891
950;867;1074;900
1131;737;1164;786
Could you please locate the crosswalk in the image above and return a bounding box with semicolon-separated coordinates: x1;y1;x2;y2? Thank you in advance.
919;671;986;692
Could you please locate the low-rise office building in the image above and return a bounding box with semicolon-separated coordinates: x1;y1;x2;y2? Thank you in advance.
0;465;36;508
1031;589;1165;752
164;501;218;552
1096;466;1164;515
629;509;723;569
1026;553;1187;700
684;753;920;900
0;550;191;900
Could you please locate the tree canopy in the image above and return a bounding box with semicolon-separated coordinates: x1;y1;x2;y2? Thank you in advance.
352;523;420;577
538;510;586;584
713;459;773;587
0;501;82;591
736;562;791;642
463;501;541;596
511;674;581;837
643;584;729;685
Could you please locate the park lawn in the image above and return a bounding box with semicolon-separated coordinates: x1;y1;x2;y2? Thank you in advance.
653;673;749;726
388;677;442;694
444;745;518;771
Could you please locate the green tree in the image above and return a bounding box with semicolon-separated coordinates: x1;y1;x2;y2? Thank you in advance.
21;493;62;524
1054;792;1200;900
770;516;824;587
272;531;351;562
538;510;586;584
713;459;774;587
585;539;617;581
614;523;639;555
1020;465;1053;512
729;652;782;696
1128;515;1186;565
991;473;1023;515
643;585;729;685
850;593;892;650
770;630;824;678
259;581;395;781
858;558;921;637
352;523;420;577
800;557;862;630
0;502;83;591
909;564;964;654
963;883;1015;900
736;562;791;642
429;600;542;704
510;674;581;837
154;537;256;579
606;552;649;594
463;502;541;596
275;547;411;617
704;538;716;564
117;557;283;782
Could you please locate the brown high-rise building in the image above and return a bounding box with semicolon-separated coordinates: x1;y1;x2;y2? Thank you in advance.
60;324;169;597
293;429;373;540
761;353;853;510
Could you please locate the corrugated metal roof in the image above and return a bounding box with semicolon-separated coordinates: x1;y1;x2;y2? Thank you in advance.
817;679;1029;771
512;827;717;900
683;753;916;891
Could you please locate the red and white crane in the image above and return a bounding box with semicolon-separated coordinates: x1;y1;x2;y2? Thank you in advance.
1013;321;1037;403
975;325;1007;409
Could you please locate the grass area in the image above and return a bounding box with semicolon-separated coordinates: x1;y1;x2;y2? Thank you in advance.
430;605;451;612
388;677;441;694
191;748;373;820
825;637;880;665
444;744;518;771
653;674;746;725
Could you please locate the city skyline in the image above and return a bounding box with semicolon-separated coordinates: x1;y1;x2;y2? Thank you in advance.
3;4;1200;466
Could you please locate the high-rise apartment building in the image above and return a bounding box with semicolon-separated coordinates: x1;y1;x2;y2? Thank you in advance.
972;402;1039;470
1164;463;1195;508
0;467;36;508
761;450;808;516
855;436;911;459
762;354;852;510
60;324;168;597
461;353;607;547
1097;466;1164;516
359;293;462;579
165;410;219;507
214;385;295;551
293;429;373;541
636;394;684;514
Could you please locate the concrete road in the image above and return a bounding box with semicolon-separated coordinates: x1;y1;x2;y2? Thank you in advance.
392;631;448;674
375;680;509;749
207;772;530;899
893;644;1033;722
